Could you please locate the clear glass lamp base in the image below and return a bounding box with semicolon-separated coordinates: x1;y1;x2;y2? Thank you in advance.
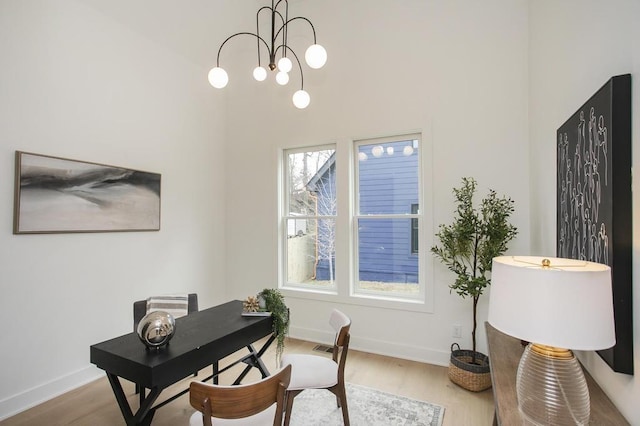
516;343;590;425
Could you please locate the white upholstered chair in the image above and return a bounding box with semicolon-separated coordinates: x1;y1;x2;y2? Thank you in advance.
281;309;351;426
189;364;291;426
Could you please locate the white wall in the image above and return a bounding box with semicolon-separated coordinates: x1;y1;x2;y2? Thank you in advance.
529;0;639;423
10;0;640;422
224;0;531;365
0;0;227;419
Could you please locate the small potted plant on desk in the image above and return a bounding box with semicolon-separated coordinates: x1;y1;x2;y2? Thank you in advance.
431;177;517;392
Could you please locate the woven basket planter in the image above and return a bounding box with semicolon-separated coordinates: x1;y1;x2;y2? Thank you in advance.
448;343;492;392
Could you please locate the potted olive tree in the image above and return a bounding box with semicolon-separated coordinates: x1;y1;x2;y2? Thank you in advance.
431;177;517;391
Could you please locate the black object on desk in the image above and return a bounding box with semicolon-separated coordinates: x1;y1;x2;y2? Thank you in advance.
90;300;275;426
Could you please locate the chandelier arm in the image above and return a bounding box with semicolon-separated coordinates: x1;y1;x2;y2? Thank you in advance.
273;0;289;15
268;8;286;65
283;0;289;57
280;45;304;90
274;16;318;44
271;0;276;60
256;6;272;66
216;32;272;67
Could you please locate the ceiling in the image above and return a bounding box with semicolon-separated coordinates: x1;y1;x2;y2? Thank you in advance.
75;0;259;68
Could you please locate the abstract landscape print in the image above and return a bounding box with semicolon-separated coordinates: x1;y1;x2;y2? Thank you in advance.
14;152;161;234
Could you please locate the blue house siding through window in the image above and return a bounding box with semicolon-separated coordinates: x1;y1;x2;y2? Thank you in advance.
311;142;419;283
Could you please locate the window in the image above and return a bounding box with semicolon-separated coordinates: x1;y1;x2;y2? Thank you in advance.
282;146;336;290
355;136;421;298
281;134;425;305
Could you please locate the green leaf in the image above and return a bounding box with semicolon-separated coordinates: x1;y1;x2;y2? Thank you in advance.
259;288;290;364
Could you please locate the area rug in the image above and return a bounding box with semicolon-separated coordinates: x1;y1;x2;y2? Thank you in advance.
288;383;445;426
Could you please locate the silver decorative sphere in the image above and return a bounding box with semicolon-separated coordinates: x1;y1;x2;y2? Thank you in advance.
137;311;176;348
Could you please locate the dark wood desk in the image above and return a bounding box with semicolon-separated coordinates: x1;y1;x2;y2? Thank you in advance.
91;300;274;426
485;322;629;425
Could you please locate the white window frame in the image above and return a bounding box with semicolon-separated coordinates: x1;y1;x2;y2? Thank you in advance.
278;133;434;313
352;134;425;303
281;144;338;294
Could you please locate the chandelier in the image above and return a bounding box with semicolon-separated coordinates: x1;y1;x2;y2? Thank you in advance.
207;0;327;109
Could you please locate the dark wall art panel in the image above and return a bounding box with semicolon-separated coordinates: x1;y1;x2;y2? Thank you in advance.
14;152;161;234
556;74;633;374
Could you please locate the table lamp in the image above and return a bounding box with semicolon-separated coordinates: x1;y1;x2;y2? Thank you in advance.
488;256;615;425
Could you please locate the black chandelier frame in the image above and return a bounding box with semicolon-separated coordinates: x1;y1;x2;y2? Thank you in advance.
215;0;321;91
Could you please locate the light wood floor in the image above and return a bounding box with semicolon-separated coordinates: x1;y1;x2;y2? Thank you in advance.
0;338;495;425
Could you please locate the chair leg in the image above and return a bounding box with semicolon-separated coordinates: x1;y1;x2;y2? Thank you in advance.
331;384;349;426
339;391;350;426
284;390;301;426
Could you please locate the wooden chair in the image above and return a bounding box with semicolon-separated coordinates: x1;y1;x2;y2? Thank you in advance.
189;364;292;426
281;309;351;426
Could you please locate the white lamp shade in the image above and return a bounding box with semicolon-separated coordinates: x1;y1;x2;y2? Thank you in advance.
253;66;267;81
488;256;615;350
292;90;310;109
277;57;293;73
276;71;289;85
305;44;327;69
208;67;228;88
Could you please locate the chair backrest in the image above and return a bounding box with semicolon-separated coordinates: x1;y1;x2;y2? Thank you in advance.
133;293;198;332
329;309;351;346
189;364;292;426
329;309;351;370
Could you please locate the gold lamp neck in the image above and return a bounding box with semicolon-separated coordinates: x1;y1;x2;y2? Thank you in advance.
530;344;574;359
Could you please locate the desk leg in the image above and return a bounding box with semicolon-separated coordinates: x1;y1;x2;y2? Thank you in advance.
106;373;160;426
233;335;275;385
139;387;145;406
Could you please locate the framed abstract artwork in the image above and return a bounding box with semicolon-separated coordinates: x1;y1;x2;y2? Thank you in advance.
556;74;633;374
14;151;161;234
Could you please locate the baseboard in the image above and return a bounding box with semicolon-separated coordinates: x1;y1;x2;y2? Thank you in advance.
288;325;450;367
0;366;104;421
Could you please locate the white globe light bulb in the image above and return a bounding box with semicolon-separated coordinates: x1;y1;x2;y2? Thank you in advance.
292;90;310;109
305;44;327;69
403;146;414;156
386;147;394;155
253;66;267;81
358;152;368;161
372;146;384;157
208;67;228;89
276;71;289;86
277;57;293;73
